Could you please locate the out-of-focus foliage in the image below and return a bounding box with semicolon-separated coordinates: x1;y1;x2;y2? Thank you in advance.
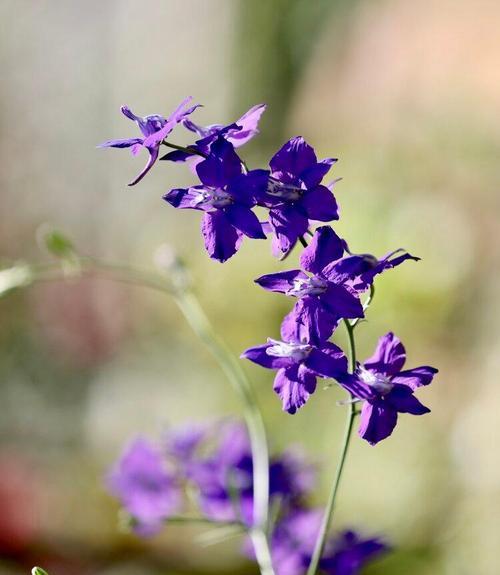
0;0;499;574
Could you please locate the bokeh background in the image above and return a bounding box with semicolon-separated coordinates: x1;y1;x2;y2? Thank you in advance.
1;1;499;574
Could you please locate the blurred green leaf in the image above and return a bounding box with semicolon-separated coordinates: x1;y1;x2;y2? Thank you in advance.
32;567;49;575
42;229;75;258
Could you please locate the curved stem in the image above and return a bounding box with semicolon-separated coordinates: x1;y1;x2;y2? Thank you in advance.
306;320;358;575
9;258;275;575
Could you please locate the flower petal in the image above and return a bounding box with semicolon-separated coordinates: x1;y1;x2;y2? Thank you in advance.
227;104;266;147
358;402;398;445
269;205;309;254
364;332;406;375
301;185;339;222
224;205;266;239
305;344;347;379
300;158;336;189
299;226;345;274
321;283;364;319
270;136;317;176
98;137;143;149
163;186;206;210
273;367;316;414
386;385;430;414
196;137;242;187
128;146;159;186
392;366;438;390
241;343;294;369
201;211;242;262
255;270;306;294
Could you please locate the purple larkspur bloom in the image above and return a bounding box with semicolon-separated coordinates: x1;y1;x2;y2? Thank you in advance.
242;320;347;414
107;438;182;535
161;103;266;169
259;137;339;256
268;509;388;575
99;96;200;186
188;422;314;525
164;136;267;262
255;226;364;342
338;332;438;445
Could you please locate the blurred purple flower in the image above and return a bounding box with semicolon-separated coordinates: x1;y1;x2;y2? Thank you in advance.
99;97;200;186
187;422;314;525
255;226;363;343
266;509;388;575
164;136;267;262
259;137;339;256
242;320;347;414
107;438;182;535
338;332;438;445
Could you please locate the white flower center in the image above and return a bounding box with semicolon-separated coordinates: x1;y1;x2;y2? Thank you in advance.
194;188;233;209
267;178;303;201
287;276;328;298
266;339;312;362
358;368;394;395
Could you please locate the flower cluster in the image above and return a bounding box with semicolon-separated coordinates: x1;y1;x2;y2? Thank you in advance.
101;98;437;445
108;421;388;575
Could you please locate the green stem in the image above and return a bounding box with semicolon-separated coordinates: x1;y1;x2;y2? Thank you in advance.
306;320;358;575
13;258;275;575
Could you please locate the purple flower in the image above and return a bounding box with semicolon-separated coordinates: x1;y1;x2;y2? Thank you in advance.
259;137;339;256
338;332;438;445
188;422;314;525
107;438;182;535
99;97;200;186
164;136;267;262
161;103;266;169
242;320;347;414
269;509;388;575
255;227;363;342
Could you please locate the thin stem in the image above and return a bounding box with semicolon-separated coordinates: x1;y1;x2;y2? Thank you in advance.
306;320;358;575
9;258;275;575
299;235;308;248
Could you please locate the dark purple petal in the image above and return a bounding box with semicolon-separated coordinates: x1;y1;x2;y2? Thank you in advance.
273;366;317;414
299;226;345;274
163;186;206;210
241;343;294;369
301;185;339;222
364;332;406;376
227;104;266;147
159;149;192;162
336;373;375;400
270;136;317;176
321;255;371;284
392;366;438;390
386;385;430;415
305;344;347;379
107;438;182;532
255;270;306;294
201;211;242;262
224;204;266;239
280;307;305;343
321;283;364;319
269;205;309;254
128;146;159;186
300;158;336;189
98;137;143;149
229;169;270;204
196;137;242;187
358;402;398;445
290;297;338;344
